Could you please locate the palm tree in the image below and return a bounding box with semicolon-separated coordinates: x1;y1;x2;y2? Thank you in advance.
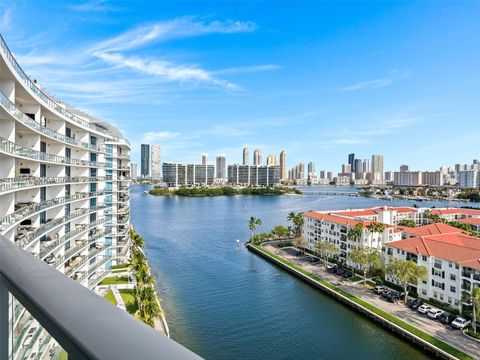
366;222;385;250
288;212;304;237
472;287;480;334
347;223;364;243
248;216;262;243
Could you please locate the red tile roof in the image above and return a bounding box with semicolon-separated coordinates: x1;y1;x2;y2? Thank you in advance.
303;211;392;228
431;208;480;216
458;218;480;226
400;223;463;236
387;233;480;270
333;209;378;217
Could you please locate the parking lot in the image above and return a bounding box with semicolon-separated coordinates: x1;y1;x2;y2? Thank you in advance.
263;242;480;359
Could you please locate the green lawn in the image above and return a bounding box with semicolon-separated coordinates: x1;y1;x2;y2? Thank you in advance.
252;244;474;360
111;263;130;270
103;290;118;305
99;275;129;285
119;289;138;315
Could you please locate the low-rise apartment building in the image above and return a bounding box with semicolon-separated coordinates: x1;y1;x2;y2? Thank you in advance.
384;232;480;310
227;164;280;186
162;162;214;187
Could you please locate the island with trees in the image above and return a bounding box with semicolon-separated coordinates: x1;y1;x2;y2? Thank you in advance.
149;186;302;197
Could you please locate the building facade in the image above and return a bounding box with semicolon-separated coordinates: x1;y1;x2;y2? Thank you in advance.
140;144;150;178
130;162;137;180
280;150;286;181
0;34;131;360
150;145;161;180
162;162;214;187
243;147;249;166
216;154;226;179
227;165;280;186
253;149;261;166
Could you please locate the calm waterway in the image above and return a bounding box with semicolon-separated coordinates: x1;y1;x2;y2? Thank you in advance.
130;185;476;360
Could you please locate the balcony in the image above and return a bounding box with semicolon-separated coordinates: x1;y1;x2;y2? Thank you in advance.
462;269;473;278
0;234;200;360
0;91;104;152
0;176;111;195
0;136;106;167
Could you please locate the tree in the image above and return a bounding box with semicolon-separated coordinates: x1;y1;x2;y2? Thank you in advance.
347;223;364;243
315;241;337;268
347;247;381;285
366;222;386;249
292;236;308;255
472;287;480;334
248;216;262;242
398;219;416;228
271;225;289;239
386;258;428;303
287;212;304;238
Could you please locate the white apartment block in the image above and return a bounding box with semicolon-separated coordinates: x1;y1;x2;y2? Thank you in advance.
0;34;131;359
385;232;480;310
459;170;480;188
150;145;161;180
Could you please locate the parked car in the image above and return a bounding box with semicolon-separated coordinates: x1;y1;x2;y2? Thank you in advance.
327;264;338;273
308;257;320;263
439;313;456;325
417;304;432;314
374;285;385;294
385;291;400;303
342;270;353;278
451;317;471;330
409;299;423;310
427;308;444;319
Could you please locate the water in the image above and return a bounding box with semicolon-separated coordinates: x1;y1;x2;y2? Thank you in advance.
130;185;475;360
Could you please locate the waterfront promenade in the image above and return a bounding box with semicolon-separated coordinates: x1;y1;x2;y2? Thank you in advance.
257;241;480;359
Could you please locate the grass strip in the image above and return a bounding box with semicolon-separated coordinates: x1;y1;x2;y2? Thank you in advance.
98;275;129;285
251;244;474;360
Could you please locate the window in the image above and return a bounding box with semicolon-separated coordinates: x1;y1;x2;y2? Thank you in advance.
422;256;427;261
450;274;456;281
434;259;442;269
450;286;456;293
449;262;453;268
387;248;393;256
422;289;427;295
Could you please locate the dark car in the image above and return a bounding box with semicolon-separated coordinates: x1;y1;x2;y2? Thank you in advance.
409;299;423;310
308;257;320;263
327;264;338;273
336;268;345;276
385;291;400;303
342;270;353;278
439;313;456;325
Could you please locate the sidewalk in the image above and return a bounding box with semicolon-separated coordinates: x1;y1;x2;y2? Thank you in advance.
262;242;480;359
111;285;126;311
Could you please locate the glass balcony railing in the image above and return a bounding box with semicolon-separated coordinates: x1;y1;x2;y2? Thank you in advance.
0;176;111;194
0;136;107;167
39;218;111;259
17;205;107;249
0;190;106;232
0;91;104;152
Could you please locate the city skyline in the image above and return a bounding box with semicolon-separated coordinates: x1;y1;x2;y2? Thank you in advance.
0;2;479;170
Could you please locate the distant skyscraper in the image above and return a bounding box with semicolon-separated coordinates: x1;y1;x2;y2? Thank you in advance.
202;153;208;165
348;153;355;172
253;149;262;165
140;144;150;178
280;150;286;180
363;159;370;173
354;159;363;174
243;147;249;165
216;154;226;179
341;164;352;174
371;154;384;181
308;162;315;174
400;164;409;172
151;145;161;180
266;155;274;165
130;162;137;179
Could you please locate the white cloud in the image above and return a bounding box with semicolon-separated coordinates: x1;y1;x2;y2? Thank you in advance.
342;78;392;91
91;16;256;52
0;8;12;29
142;131;180;143
68;0;118;12
212;64;280;75
95;52;241;90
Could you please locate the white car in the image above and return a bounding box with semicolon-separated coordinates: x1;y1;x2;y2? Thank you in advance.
417;304;432;314
451;317;471;330
427;308;444;319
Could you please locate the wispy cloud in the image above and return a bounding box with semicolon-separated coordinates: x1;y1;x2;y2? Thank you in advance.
341;69;411;92
0;7;12;29
91;16;256;53
213;64;280;75
142;131;180;143
95;52;240;90
68;0;119;12
342;78;392;91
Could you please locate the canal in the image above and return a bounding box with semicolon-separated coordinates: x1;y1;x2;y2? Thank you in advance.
130;184;471;360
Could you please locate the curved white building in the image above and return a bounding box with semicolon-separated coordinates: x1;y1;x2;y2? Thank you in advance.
0;34;131;359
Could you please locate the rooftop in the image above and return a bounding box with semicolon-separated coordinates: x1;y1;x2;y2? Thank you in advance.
387;233;480;270
400;223;464;237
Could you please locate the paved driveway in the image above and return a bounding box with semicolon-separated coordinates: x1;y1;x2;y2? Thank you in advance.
263;243;480;359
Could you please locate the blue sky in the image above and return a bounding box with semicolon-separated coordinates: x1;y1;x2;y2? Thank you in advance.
0;1;479;172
